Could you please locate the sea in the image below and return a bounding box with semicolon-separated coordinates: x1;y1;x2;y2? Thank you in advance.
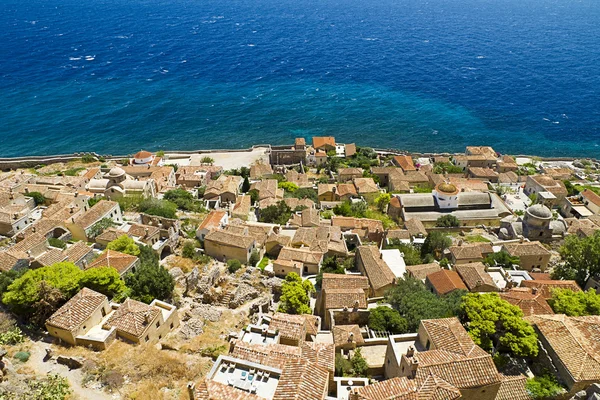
1;0;599;157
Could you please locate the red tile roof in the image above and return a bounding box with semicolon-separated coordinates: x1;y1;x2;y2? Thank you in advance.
426;270;467;295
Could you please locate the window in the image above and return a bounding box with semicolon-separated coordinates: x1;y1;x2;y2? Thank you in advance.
170;323;174;329
156;321;160;328
425;340;430;350
101;308;106;317
83;326;86;330
145;335;149;342
540;232;544;236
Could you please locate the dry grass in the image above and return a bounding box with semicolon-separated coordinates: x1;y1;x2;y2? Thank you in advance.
165;255;197;274
181;310;246;355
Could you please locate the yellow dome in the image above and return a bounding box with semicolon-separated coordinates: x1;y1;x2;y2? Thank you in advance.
437;183;458;194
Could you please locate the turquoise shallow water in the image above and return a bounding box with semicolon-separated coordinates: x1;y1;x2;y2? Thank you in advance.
1;0;599;157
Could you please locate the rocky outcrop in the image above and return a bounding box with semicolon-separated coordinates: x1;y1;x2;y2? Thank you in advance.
229;283;260;308
57;356;84;370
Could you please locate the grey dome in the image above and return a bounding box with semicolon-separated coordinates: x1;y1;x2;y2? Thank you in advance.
108;167;126;178
526;204;552;219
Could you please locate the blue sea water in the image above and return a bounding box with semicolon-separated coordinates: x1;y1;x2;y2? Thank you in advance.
1;0;599;157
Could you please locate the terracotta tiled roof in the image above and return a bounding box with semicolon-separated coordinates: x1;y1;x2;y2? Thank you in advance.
455;262;498;291
269;313;308;343
337;183;357;197
251;179;280;200
128;224;160;238
204;230;255;249
521;280;581;300
302;315;320;336
582;189;600;207
46;288;107;331
87;250;138;275
193;379;262;400
421;318;486;357
356;246;396;293
527;314;600;382
332;324;364;347
503;241;550;257
404;218;427;237
353;178;379;194
529;175;568;196
499;289;553;317
496;374;531;400
71;200;119;229
301;341;334;374
104;298;161;339
468;167;498;178
426;270;467;295
345;143;357;157
249;163;273;178
321;273;369;291
64;241;93;263
273;358;329;400
386;229;411;241
36;248;68;267
393;155;416;171
230;340;303;370
353;374;461;400
198;210;227;231
405;263;441;281
529;272;552;280
10;233;47;256
278;246;323;265
465;146;496;159
134;150;152;159
449;243;493;261
323;288;368;310
96;229;127;243
312;136;335;149
0;252;20;272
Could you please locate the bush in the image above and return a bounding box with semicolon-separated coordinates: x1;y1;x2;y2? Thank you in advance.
138;198;178;219
125;246;174;303
435;215;460;228
291;187;318;202
278;181;299;193
257;257;270;271
164;189;205;212
526;373;564;399
182;241;197;259
278;273;314;315
259;201;292;225
107;235;140;256
14;351;30;362
28;374;72;400
335;353;353;377
81;155;96;163
24;191;46;206
368;307;408;333
350;348;369;377
249;250;260;267
227;259;242;273
200;156;214;164
48;238;66;249
0;326;25;345
88;218;116;239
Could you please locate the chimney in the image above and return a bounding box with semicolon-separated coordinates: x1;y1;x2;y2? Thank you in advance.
24;187;29;194
13;213;18;220
531;287;538;295
348;332;354;343
519;237;524;243
476;279;483;287
410;358;419;377
186;382;195;400
144;313;151;324
32;226;36;233
145;227;149;237
70;206;75;214
74;192;79;198
406;345;415;357
458;240;463;246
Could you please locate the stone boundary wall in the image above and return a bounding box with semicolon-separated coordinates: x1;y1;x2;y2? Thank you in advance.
0;142;591;170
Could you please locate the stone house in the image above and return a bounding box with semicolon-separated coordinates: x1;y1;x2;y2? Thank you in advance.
337;168;363;183
521;279;581;300
447;242;493;265
86;249;139;276
204;229;257;264
355;246;396;297
196;210;229;241
392;155;416;172
274;246;323;277
425;269;467;296
454;262;498;292
204;175;242;204
502;241;551;271
312;136;336;152
65;200;123;241
499;288;553;317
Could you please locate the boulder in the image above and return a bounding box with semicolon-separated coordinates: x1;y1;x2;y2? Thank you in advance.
57;356;84;370
169;267;184;279
179;318;205;340
187;267;200;288
190;304;222;322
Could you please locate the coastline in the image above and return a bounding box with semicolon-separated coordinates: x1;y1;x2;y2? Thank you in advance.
0;143;592;171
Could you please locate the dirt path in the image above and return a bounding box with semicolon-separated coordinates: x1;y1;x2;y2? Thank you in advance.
26;341;114;400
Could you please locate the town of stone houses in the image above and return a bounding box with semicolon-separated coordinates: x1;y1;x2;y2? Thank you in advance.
1;139;600;400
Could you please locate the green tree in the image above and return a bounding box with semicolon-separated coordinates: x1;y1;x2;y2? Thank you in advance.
316;256;348;288
350;348;369;377
200;156;215;165
227;259;242;273
182;241;197;259
278;181;299;193
79;267;127;298
484;251;520;268
248;189;259;204
374;193;391;212
259;201;292;225
368;306;408;333
242;176;251;193
421;231;452;260
386;276;464;331
553;231;600;286
548;288;600;316
335;353;353;377
88;218;116;239
106;235;140;256
291;188;318;202
385;240;422;266
138;198;178;219
249;250;260;267
278;273;314;315
24;191;46;206
460;293;538;357
48;238;67;249
435;215;460;228
125;246;174;303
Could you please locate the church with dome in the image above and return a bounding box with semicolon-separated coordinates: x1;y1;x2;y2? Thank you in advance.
395;182;511;227
499;203;567;241
86;167;156;200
